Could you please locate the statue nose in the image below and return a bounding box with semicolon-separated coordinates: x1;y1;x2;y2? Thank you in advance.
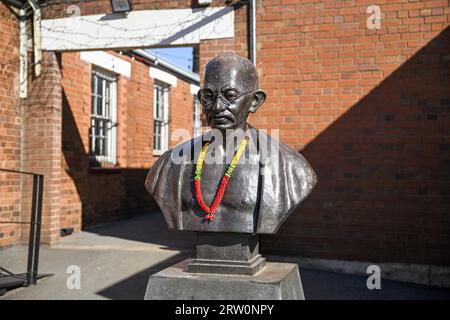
211;96;226;113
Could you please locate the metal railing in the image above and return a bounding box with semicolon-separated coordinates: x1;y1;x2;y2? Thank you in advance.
0;168;44;286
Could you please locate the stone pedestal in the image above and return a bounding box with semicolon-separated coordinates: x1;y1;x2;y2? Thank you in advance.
188;232;266;275
144;232;305;300
145;259;304;300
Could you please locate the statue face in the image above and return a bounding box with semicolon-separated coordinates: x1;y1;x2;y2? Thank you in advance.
198;55;266;131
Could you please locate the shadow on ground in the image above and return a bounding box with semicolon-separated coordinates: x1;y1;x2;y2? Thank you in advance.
2;214;450;300
97;252;189;300
97;250;450;300
88;214;450;300
85;212;197;251
299;268;450;300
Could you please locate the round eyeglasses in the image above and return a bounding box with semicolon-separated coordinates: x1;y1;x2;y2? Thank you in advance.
198;88;256;107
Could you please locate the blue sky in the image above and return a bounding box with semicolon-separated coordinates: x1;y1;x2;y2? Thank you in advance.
148;47;194;73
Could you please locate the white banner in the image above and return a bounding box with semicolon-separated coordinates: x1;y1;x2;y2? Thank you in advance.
42;7;235;51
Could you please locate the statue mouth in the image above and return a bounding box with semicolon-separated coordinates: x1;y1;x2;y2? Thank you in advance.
211;115;234;124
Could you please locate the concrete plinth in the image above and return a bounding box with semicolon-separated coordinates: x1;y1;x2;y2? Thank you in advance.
188;232;266;275
144;259;305;300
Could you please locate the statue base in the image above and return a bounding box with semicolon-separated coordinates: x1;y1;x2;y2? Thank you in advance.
187;254;266;275
144;258;305;300
187;232;267;276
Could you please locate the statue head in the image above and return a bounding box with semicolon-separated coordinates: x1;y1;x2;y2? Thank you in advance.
198;53;266;131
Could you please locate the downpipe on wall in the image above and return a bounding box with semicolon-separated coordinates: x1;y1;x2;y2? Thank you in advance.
27;0;42;78
8;0;41;99
19;6;27;98
247;0;256;65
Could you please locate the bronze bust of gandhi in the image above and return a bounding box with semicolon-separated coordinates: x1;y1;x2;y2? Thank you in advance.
145;53;317;234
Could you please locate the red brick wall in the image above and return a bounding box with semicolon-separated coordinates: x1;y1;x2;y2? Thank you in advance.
60;51;194;227
199;3;248;82
1;0;199;247
22;51;62;245
40;0;195;19
251;0;450;265
126;57;154;167
0;4;63;248
193;1;450;265
169;80;196;148
2;0;449;266
0;2;21;248
60;51;91;232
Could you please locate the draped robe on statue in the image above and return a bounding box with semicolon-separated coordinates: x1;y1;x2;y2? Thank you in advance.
145;126;317;234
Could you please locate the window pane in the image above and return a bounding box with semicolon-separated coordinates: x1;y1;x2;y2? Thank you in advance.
95;137;100;155
159;97;164;120
92;75;97;114
102;136;107;157
94;118;99;136
153;83;169;152
91;70;117;163
153;121;160;150
155;85;165;120
105;82;110;118
159;88;164;119
97;77;103;98
102;119;106;135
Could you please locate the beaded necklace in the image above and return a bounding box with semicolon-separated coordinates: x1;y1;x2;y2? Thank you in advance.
194;135;249;221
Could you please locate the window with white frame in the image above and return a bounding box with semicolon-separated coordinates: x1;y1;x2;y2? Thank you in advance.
193;95;201;138
153;82;170;154
90;69;118;166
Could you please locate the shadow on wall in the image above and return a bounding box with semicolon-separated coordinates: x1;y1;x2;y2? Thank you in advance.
61;87;159;230
262;27;450;266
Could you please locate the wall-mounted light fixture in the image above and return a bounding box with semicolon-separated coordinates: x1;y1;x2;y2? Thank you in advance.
110;0;132;13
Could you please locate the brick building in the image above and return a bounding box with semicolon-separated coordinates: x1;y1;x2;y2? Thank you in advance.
0;0;449;270
0;0;201;247
59;49;200;232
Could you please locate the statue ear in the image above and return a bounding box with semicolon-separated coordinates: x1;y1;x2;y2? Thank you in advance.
249;90;266;113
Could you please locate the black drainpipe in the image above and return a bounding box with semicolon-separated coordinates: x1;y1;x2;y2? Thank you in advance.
247;0;256;65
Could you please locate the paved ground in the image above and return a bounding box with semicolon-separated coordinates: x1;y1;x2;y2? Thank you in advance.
1;213;450;300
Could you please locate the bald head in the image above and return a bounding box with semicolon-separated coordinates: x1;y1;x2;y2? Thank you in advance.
204;53;258;91
199;53;266;131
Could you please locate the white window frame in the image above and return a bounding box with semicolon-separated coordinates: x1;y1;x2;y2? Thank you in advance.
193;95;201;138
153;82;170;155
90;69;118;166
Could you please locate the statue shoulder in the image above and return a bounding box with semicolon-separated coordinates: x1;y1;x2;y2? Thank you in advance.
278;141;317;194
144;135;205;195
256;134;317;233
258;131;317;189
145;150;172;196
